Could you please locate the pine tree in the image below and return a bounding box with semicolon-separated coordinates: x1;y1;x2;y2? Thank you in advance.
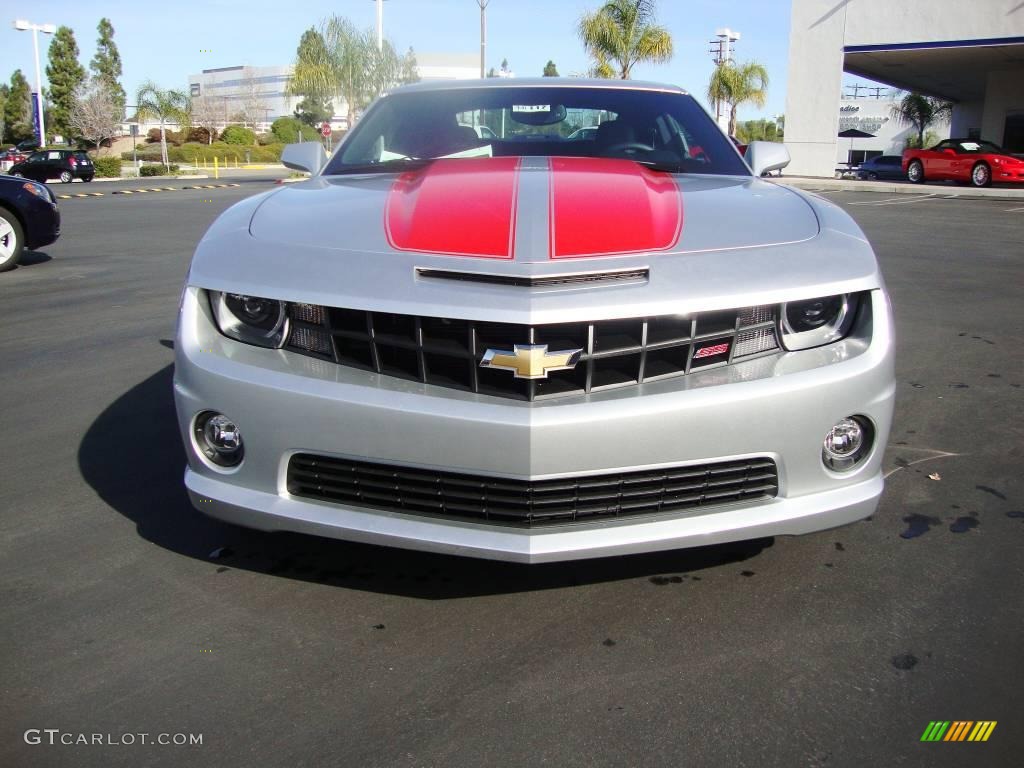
543;60;559;77
46;26;86;142
90;18;126;114
4;70;34;143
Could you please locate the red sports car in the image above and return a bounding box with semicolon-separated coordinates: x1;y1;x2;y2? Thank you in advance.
903;139;1024;187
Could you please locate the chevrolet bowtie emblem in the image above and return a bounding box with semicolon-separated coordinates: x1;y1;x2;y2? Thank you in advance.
480;344;583;379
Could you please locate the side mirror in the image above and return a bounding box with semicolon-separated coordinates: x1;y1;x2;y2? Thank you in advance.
281;142;328;174
745;141;791;177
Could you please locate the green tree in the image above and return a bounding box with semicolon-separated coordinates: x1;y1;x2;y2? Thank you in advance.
543;60;559;77
289;28;334;126
0;84;7;141
135;81;190;166
90;18;126;114
735;118;780;144
46;26;86;143
707;61;769;136
4;70;34;143
290;16;413;129
578;0;673;79
890;93;952;148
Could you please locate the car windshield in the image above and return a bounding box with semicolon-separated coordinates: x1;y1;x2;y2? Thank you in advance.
325;85;750;176
952;140;1009;154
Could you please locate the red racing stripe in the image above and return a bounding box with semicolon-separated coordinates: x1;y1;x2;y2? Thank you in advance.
549;157;683;259
385;157;520;258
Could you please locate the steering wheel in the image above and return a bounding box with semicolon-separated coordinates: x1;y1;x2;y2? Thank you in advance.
604;142;654;156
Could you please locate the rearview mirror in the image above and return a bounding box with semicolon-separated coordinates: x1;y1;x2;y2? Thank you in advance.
745;141;791;177
281;142;328;174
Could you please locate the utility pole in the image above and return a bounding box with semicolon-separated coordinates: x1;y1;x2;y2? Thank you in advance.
708;28;740;129
375;0;384;51
477;0;491;79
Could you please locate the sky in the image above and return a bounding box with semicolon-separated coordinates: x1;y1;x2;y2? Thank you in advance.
1;0;885;123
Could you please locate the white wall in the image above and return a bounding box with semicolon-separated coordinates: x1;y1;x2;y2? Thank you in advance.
982;70;1024;145
783;0;846;176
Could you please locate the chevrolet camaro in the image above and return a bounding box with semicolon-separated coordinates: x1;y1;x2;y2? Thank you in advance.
174;79;895;563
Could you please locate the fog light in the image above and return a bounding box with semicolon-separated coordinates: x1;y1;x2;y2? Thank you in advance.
194;411;244;467
822;416;872;471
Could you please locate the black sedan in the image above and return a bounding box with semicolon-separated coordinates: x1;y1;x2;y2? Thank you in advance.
0;174;60;271
856;155;907;181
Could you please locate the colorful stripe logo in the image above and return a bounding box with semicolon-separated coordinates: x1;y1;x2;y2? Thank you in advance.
920;721;997;742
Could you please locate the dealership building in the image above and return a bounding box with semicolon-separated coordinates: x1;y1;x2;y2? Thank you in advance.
785;0;1024;176
186;54;479;131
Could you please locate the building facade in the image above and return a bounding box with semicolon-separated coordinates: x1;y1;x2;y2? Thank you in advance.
834;95;951;166
785;0;1024;176
187;54;479;132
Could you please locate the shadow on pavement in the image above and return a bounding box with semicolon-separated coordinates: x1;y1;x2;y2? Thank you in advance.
79;363;771;599
18;250;52;267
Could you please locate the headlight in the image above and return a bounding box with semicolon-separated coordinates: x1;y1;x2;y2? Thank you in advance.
209;291;288;348
779;294;858;351
22;181;51;200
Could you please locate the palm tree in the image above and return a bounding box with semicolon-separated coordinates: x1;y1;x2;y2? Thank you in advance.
707;61;769;137
135;81;189;167
890;93;952;148
578;0;673;80
291;16;415;129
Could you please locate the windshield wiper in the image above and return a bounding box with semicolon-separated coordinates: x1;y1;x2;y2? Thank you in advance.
331;157;432;175
631;159;688;173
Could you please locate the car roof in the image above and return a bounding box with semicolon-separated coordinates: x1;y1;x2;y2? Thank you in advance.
388;77;689;96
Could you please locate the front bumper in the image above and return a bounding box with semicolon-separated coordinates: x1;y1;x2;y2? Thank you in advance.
174;287;895;563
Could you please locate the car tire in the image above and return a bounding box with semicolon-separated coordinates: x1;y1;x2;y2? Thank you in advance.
970;162;991;188
907;160;925;184
0;208;25;272
867;172;878;181
83;176;94;183
59;170;73;183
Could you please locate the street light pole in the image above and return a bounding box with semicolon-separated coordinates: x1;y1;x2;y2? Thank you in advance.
13;19;57;147
476;0;490;79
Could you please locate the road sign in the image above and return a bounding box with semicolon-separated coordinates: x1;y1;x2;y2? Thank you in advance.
320;123;332;138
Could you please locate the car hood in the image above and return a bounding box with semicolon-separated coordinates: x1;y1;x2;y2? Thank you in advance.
248;157;820;261
192;158;883;324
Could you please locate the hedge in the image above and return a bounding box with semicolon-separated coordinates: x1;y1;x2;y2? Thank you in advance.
139;164;180;177
92;156;122;177
122;141;285;164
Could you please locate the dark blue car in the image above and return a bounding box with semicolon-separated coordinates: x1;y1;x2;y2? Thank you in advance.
0;174;61;271
856;155;907;181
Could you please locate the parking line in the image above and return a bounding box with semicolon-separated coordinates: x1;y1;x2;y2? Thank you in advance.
1005;206;1024;212
849;194;941;206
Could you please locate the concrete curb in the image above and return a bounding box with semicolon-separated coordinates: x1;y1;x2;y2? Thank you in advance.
778;176;1024;200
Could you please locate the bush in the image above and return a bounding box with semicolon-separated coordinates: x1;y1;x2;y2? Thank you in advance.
92;156;122;177
271;117;321;144
220;125;256;145
139;163;180;176
170;141;285;163
145;127;186;146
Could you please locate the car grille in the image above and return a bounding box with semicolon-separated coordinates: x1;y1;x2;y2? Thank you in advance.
284;303;780;401
287;454;779;527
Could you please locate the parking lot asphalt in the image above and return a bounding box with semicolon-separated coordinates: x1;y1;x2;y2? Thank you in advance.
1;179;1021;768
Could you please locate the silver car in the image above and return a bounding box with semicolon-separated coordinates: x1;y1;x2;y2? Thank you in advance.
174;79;894;563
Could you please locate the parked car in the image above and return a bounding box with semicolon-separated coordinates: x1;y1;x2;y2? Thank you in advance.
903;139;1024;187
0;173;60;271
8;150;94;183
567;126;598;141
1;148;29;164
176;78;894;563
856;155;906;181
